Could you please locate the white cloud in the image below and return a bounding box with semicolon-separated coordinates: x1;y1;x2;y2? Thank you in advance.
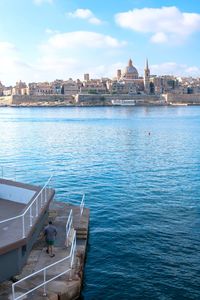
45;28;60;35
35;31;126;80
67;8;103;25
150;32;168;43
41;31;126;50
0;41;33;85
0;42;16;51
115;6;200;44
151;62;200;77
89;17;102;25
33;0;53;5
0;31;127;85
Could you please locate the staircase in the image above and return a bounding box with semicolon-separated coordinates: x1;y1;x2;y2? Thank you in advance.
75;226;88;240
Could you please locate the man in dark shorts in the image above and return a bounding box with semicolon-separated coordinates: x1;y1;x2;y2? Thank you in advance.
44;221;57;257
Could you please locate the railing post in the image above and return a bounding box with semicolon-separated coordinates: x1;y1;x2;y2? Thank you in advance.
40;192;42;209
12;283;15;300
40;191;43;208
30;207;32;227
80;193;85;217
22;215;25;238
36;198;38;217
43;269;47;296
44;188;46;203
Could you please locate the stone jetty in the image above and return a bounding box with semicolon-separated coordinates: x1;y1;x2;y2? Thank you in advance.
0;201;90;300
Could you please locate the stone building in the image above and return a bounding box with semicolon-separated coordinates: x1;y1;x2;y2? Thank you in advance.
12;80;28;95
80;79;107;94
3;87;12;96
0;81;4;96
121;59;139;80
51;79;63;94
63;78;79;95
28;82;54;96
110;59;144;94
84;74;90;82
107;80;137;94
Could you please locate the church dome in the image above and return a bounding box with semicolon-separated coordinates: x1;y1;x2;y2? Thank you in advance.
122;59;139;80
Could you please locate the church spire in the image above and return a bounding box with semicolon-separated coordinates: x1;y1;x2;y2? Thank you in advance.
145;58;149;70
144;58;150;94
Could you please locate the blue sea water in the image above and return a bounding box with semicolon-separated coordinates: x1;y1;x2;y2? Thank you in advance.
0;106;200;299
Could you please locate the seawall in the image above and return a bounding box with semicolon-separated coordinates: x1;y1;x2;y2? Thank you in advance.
165;93;200;104
2;93;200;106
76;93;164;104
0;95;74;106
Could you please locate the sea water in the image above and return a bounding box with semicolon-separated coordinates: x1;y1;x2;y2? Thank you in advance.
0;106;200;299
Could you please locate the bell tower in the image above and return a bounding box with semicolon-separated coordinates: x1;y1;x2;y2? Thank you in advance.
144;58;150;94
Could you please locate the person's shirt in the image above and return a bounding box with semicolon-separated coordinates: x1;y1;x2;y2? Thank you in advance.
44;224;57;241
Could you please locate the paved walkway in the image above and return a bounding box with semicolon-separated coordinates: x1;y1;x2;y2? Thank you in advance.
0;201;89;300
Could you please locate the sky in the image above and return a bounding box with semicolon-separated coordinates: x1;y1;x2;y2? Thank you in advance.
0;0;200;85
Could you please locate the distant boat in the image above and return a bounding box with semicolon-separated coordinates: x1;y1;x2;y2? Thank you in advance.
112;99;136;106
169;102;188;106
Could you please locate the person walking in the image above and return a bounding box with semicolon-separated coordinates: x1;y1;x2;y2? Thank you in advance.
44;221;57;257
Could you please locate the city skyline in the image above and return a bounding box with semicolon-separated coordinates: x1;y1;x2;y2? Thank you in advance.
0;0;200;85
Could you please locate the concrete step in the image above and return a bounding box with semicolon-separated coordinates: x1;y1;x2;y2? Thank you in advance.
76;234;88;240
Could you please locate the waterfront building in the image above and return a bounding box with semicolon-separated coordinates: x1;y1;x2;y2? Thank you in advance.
121;58;139;80
3;86;12;96
51;79;64;94
63;78;79;95
80;79;107;94
107;80;138;94
12;80;28;95
149;75;179;94
84;73;90;82
111;59;144;94
117;70;121;81
0;82;4;96
29;82;54;96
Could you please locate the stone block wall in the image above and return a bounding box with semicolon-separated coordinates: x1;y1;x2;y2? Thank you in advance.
166;93;200;103
11;95;73;104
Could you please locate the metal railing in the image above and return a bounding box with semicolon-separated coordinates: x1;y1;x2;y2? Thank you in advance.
65;209;73;247
64;192;85;218
0;175;53;238
80;194;85;216
12;230;77;300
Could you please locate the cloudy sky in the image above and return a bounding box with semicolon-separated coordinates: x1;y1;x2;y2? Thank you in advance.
0;0;200;85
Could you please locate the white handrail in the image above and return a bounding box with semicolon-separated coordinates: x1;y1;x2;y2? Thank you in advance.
23;175;53;216
80;194;85;216
12;230;77;300
64;192;85;217
66;209;73;247
0;175;53;238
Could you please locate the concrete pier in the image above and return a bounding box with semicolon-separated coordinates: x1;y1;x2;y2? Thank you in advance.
0;201;89;300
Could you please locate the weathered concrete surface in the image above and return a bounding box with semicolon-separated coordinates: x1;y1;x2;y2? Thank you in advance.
0;201;89;300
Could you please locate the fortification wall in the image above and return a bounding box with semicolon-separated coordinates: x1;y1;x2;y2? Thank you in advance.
11;95;73;104
0;96;13;105
76;93;163;103
166;93;200;103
